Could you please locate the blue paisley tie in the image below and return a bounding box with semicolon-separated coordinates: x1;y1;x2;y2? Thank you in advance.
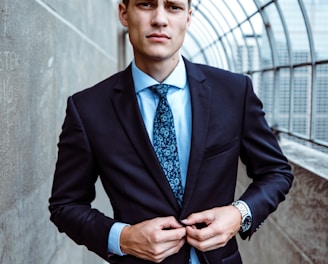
150;84;184;207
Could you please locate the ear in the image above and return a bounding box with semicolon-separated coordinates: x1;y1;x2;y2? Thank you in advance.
186;8;192;27
118;3;128;27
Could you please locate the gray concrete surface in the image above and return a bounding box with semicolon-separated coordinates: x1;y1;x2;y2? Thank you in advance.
236;142;328;264
0;0;118;263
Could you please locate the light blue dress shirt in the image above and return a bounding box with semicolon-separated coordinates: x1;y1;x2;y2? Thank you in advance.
108;56;200;263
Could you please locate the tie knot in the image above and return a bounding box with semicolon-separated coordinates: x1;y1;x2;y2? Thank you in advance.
149;84;171;98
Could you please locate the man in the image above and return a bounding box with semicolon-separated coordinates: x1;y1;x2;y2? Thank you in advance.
49;0;293;263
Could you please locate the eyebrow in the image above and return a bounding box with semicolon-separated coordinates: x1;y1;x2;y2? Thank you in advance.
165;0;187;6
135;0;187;5
134;0;188;8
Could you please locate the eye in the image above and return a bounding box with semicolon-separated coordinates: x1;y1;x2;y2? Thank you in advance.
170;6;181;10
138;2;153;8
166;2;184;12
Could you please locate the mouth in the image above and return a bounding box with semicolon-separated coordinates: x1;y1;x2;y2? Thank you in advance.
146;33;171;40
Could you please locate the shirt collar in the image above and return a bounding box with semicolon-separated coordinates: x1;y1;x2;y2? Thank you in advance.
132;55;187;94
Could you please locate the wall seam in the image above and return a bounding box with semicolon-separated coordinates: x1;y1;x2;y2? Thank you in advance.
34;0;116;62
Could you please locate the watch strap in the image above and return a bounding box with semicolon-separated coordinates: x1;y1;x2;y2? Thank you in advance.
231;200;252;233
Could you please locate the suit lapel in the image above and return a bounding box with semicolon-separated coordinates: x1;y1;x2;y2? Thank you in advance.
181;59;211;214
111;61;211;214
111;66;180;211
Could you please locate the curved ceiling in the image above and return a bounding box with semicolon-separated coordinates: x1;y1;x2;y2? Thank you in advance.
182;0;328;152
183;0;328;72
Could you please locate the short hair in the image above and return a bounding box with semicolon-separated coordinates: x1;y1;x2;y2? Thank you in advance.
122;0;192;8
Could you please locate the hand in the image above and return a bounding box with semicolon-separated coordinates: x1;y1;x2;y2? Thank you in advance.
120;216;186;263
181;206;241;252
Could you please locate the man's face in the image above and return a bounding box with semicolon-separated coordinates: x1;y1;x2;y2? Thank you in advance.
119;0;192;66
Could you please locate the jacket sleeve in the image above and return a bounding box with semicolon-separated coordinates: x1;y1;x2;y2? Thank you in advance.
48;96;116;260
238;76;293;239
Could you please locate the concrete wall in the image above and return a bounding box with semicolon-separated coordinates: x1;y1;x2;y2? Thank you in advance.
236;140;328;264
0;0;119;263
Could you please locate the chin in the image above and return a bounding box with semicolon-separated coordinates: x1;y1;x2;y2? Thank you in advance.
146;50;179;62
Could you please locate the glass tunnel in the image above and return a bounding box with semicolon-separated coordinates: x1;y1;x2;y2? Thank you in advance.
180;0;328;154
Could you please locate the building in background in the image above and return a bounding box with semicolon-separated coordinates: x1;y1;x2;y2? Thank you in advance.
256;0;328;153
185;0;328;154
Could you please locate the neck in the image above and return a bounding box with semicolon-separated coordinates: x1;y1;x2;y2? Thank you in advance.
134;55;180;83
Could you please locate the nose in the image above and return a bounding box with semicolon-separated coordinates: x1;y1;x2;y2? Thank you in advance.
151;6;168;27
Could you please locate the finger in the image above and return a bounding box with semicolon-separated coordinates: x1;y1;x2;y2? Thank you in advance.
187;236;223;252
159;227;186;242
185;225;215;241
159;216;184;230
181;210;213;226
122;229;185;263
186;227;230;252
148;237;186;263
144;231;186;261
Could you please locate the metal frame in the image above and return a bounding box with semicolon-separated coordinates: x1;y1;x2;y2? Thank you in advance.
182;0;328;152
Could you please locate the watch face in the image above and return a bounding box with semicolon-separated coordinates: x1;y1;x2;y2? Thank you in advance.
242;215;252;231
244;215;252;224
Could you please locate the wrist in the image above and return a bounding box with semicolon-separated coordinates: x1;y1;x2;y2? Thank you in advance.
108;222;129;256
231;200;252;233
119;225;132;255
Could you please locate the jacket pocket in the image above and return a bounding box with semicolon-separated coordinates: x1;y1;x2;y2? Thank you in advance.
222;250;242;264
203;137;238;159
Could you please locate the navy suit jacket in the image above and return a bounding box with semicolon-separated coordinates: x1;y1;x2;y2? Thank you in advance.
49;58;293;263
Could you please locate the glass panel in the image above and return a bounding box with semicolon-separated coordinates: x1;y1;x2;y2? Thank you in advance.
258;29;273;68
226;32;239;71
215;40;230;69
183;0;328;152
248;13;264;71
245;42;259;72
302;1;328;60
231;27;247;73
258;71;275;124
279;1;311;65
255;3;276;69
239;21;257;72
183;33;202;61
187;1;229;66
313;64;328;142
249;11;264;36
257;0;273;6
264;3;289;66
237;0;258;16
291;66;312;136
205;47;219;67
199;4;225;39
207;39;226;68
201;2;230;34
251;72;261;95
189;21;211;49
213;1;238;29
276;68;291;130
223;0;247;24
240;19;253;36
191;13;216;45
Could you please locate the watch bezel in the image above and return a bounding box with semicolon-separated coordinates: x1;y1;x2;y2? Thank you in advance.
240;215;252;232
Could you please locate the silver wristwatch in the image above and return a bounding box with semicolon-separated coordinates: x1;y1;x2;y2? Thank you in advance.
231;200;252;233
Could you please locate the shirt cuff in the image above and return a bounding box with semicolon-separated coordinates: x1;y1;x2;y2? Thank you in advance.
108;222;129;256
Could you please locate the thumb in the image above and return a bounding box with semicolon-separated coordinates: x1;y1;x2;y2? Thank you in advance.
181;210;212;226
